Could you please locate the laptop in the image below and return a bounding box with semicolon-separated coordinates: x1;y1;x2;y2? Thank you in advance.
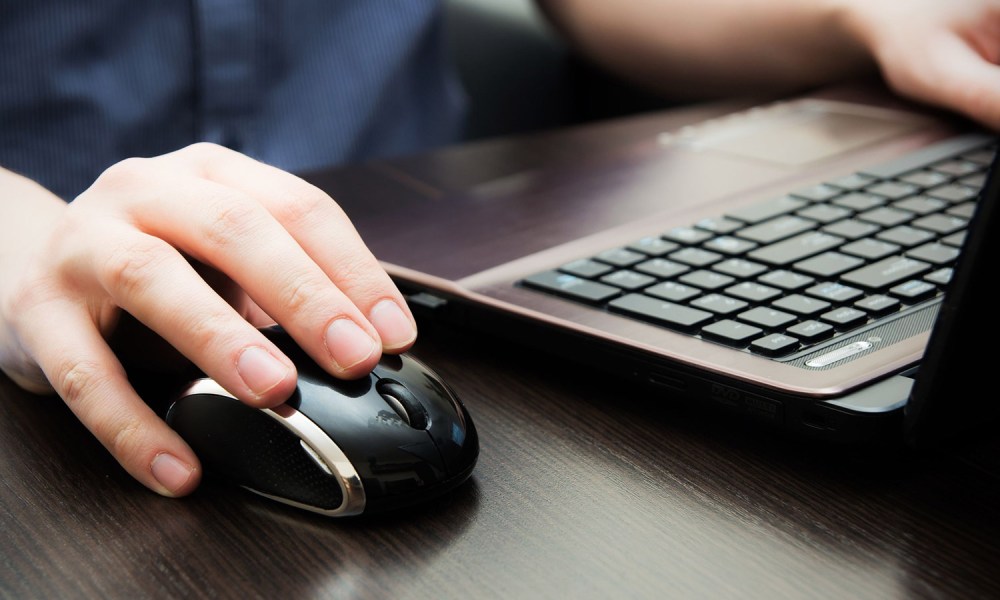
302;83;997;449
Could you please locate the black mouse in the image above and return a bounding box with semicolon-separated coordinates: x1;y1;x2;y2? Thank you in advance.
165;327;479;517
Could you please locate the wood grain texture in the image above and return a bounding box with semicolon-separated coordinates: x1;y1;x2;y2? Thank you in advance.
3;319;1000;600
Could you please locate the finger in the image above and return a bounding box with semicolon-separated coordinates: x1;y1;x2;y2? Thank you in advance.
75;220;300;406
88;156;384;379
17;298;202;497
171;144;418;353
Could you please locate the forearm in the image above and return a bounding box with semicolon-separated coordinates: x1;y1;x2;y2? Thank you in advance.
536;0;874;99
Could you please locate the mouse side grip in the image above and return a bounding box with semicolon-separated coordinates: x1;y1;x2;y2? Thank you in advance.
167;394;345;511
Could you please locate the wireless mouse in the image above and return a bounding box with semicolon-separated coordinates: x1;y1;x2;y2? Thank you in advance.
165;327;479;517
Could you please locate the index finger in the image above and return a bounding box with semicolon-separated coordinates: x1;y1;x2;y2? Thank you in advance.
167;144;418;354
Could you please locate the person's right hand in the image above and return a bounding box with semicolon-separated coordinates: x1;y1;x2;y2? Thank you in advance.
0;142;419;498
841;0;1000;130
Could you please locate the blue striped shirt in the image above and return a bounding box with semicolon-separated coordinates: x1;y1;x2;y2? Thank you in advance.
0;1;467;200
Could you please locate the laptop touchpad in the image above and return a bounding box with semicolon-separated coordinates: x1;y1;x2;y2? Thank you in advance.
670;99;932;167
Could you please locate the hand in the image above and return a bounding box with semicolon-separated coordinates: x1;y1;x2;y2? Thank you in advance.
0;143;418;497
842;0;1000;130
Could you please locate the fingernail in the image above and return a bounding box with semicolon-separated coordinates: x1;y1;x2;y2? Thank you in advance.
369;300;417;350
237;346;290;397
151;453;195;496
325;318;378;371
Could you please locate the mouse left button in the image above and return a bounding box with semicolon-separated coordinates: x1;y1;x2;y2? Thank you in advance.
167;381;363;516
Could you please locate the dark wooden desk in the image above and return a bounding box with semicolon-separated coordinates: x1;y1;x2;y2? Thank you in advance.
4;101;1000;599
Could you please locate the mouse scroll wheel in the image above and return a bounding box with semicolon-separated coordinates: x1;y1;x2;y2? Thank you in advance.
376;380;430;430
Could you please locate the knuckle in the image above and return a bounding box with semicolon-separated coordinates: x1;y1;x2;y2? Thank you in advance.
105;414;146;460
333;255;383;289
54;358;106;408
275;272;328;314
176;308;234;352
200;195;261;249
100;236;171;298
185;141;228;157
178;142;234;177
91;157;153;193
52;361;151;473
272;186;333;227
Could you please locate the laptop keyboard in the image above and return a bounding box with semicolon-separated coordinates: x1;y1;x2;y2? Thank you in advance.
520;133;996;359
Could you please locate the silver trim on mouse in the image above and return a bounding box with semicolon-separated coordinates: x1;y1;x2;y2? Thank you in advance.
181;379;367;517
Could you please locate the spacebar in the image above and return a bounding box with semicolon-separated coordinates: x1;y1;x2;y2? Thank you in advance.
608;294;714;333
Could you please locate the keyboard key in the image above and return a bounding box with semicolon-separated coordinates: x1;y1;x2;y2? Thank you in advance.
727;196;807;224
840;238;900;261
757;269;814;290
796;203;850;224
669;247;723;267
691;294;748;316
905;242;960;265
840;256;932;291
600;270;657;290
794;251;865;278
771;294;831;317
857;206;914;227
662;226;713;245
833;192;886;212
898;170;950;188
941;231;966;247
725;281;782;303
820;307;868;330
947;202;977;219
786;320;834;342
931;159;981;177
737;215;816;244
827;172;877;190
608;294;713;332
890;279;937;302
522;271;621;304
635;258;690;279
911;213;967;235
645;281;700;302
703;235;758;255
926;183;979;203
695;216;744;234
747;231;844;266
750;333;800;356
866;181;919;199
559;259;613;278
892;195;947;215
805;282;865;303
595;248;646;267
678;269;735;290
791;183;842;202
923;268;952;286
822;219;880;240
702;320;763;346
627;236;680;257
876;225;935;247
738;306;797;329
853;294;900;316
713;258;768;279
